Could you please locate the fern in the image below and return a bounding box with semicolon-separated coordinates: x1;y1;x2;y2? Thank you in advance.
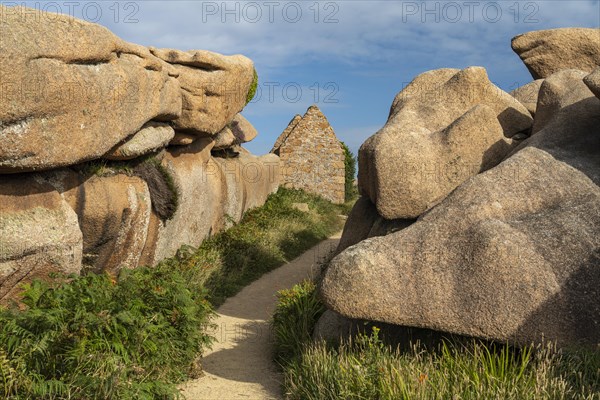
0;264;214;399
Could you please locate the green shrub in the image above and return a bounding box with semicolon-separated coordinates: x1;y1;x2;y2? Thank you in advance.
246;68;258;105
0;262;214;400
340;141;357;202
272;281;326;365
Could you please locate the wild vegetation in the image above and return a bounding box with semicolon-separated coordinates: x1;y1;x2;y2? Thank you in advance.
273;281;326;365
195;187;346;306
0;264;213;399
274;282;600;400
246;68;259;105
340;141;358;202
0;187;348;399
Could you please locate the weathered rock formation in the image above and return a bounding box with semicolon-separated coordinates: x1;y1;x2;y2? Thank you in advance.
105;122;175;161
512;28;600;79
39;170;153;275
321;28;600;348
335;196;414;255
0;5;279;301
584;67;600;100
149;48;255;136
144;140;280;265
272;105;345;204
229;114;258;144
510;80;544;117
0;175;83;300
0;6;180;172
358;67;533;219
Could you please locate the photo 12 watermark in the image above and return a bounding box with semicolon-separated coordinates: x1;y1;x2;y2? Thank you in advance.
399;1;540;24
200;1;340;24
250;81;340;104
0;1;140;23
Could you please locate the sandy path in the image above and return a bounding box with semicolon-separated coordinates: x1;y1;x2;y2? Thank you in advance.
179;233;342;400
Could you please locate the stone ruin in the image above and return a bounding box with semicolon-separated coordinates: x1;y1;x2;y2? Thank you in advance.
271;105;345;204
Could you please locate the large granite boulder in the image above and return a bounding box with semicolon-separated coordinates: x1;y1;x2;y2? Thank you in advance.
150;48;255;136
213;126;237;150
321;69;600;347
358;67;533;219
0;5;181;172
213;113;259;150
512;28;600;79
141;138;221;264
140;139;280;265
520;70;600;187
510;80;544;117
584;67;600;100
229;114;258;144
50;171;152;274
0;4;279;300
170;133;198;146
0;175;83;301
215;151;280;224
336;196;414;255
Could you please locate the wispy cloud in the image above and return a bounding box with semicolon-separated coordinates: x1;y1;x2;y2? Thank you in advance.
6;0;598;154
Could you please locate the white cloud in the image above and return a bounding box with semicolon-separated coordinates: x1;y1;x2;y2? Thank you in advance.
10;1;598;72
5;0;597;155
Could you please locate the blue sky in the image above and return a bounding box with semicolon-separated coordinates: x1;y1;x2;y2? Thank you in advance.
7;1;600;156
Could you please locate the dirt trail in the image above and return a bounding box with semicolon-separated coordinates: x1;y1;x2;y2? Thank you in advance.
179;233;342;400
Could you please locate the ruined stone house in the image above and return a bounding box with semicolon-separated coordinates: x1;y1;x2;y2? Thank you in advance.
271;105;345;204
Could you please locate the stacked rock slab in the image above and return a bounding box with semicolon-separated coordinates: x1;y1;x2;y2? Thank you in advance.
584;67;600;100
0;6;181;172
141;140;280;265
213;114;259;150
321;28;600;348
0;5;279;302
509;80;544;117
149;48;255;136
511;28;600;79
105;122;176;161
38;170;153;275
335;196;414;255
271;105;345;204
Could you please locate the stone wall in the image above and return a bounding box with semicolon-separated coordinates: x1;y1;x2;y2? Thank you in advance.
0;5;279;302
271;105;345;204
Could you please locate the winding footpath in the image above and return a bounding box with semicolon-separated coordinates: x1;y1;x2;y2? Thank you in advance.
179;232;342;400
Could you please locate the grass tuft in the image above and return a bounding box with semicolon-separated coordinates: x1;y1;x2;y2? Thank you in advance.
183;187;346;306
274;282;600;400
273;281;326;365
